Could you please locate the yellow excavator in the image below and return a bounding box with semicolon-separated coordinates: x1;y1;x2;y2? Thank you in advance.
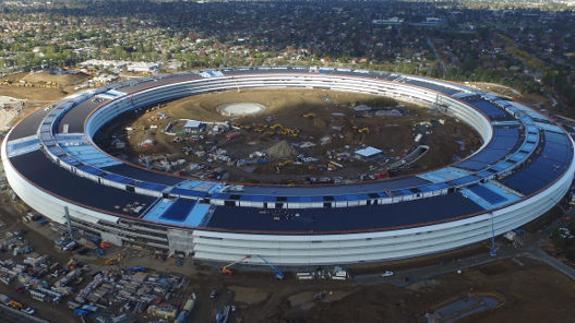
358;127;370;134
270;123;284;130
104;253;124;265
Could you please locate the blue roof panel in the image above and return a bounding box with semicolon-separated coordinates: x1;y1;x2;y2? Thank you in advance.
206;192;484;232
464;98;510;120
161;199;196;221
467;185;506;204
135;181;167;191
103;164;183;186
10;150;154;217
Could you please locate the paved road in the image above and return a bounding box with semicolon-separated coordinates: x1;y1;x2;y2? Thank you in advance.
525;248;575;280
353;212;575;286
0;304;50;323
353;246;516;287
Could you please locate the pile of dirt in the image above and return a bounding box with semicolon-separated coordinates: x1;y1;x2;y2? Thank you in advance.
21;71;89;86
266;140;297;159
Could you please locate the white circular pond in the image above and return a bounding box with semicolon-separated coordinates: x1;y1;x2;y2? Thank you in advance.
218;102;266;117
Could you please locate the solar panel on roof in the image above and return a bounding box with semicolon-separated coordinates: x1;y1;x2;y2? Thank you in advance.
161;199;196;221
170;188;209;198
501;134;572;195
135;181;167;191
206;192;485;232
80;165;106;176
287;196;323;203
103;164;183;185
464;99;510;120
468;185;506;204
239;195;276;202
10;150;155;217
104;173;134;185
449;175;479;186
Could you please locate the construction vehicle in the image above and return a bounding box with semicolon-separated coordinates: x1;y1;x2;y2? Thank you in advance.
327;160;343;171
104;253;123;265
357;127;370;134
66;258;78;270
221;255;251;275
270;123;283;131
275;160;294;173
8;300;23;310
256;255;285;280
282;127;300;137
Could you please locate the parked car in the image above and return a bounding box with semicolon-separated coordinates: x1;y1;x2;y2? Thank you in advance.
381;270;394;277
21;307;35;315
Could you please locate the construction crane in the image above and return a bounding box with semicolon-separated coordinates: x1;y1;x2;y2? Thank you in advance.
221;255;251;275
256;255;285;280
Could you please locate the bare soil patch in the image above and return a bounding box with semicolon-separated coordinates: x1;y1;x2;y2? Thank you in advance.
96;88;481;184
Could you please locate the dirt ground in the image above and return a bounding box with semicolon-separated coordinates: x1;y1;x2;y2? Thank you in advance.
0;71;78;129
232;259;575;323
0;86;68;102
20;71;89;87
467;82;522;99
97;88;481;184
